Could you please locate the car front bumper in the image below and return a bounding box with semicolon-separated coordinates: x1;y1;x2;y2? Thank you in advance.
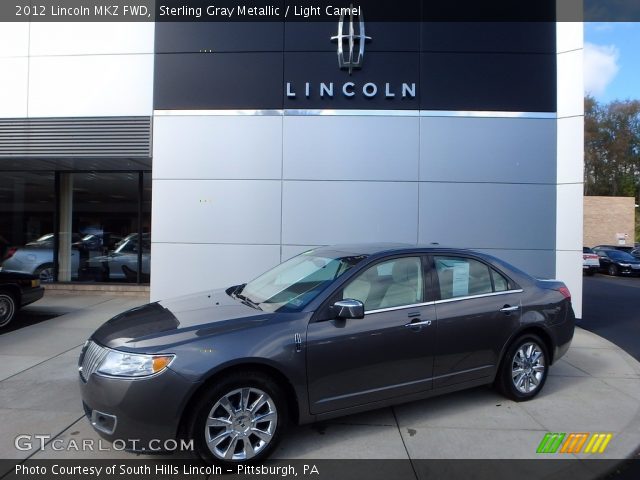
79;367;200;452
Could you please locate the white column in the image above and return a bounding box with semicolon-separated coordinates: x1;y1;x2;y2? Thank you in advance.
556;20;584;318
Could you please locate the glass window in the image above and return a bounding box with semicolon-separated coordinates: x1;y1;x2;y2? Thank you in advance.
240;251;367;312
343;257;424;311
0;173;55;280
434;256;492;300
492;269;510;292
69;172;150;283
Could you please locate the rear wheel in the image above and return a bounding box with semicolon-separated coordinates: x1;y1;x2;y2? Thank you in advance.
189;371;287;465
34;263;55;283
0;291;17;328
608;264;618;276
496;334;549;401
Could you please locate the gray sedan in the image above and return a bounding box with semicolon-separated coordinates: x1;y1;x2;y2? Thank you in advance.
78;244;575;464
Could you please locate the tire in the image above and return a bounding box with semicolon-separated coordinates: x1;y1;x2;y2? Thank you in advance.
496;334;549;402
608;264;618;276
34;263;55;283
584;269;595;276
188;371;287;465
0;291;17;328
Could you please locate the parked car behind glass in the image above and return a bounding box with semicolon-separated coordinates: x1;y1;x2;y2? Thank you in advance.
78;244;575;465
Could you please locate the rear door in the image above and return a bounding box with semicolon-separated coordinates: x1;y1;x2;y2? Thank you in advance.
430;255;522;388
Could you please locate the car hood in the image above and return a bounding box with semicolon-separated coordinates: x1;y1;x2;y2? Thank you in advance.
91;289;273;351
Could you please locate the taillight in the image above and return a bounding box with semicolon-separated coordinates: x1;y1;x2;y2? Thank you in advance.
558;286;571;300
3;247;16;260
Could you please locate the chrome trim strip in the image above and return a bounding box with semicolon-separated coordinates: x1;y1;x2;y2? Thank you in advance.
154;109;555;119
432;365;494;381
365;301;436;315
285;109;420;117
315;376;432;404
419;111;556;119
434;289;524;305
154;110;285;116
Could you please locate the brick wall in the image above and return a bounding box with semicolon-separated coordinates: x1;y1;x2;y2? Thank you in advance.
584;196;636;248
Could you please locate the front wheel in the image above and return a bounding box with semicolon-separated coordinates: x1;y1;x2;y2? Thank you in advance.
496;334;549;401
0;291;17;328
189;371;287;465
608;264;618;276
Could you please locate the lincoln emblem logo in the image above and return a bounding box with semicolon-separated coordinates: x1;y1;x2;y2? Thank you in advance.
331;6;371;75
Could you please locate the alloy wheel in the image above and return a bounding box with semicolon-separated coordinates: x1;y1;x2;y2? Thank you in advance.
511;342;546;394
204;387;278;461
0;294;16;327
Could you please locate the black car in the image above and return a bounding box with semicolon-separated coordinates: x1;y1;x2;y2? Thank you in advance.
593;244;634;254
593;248;640;276
78;245;575;464
0;271;45;328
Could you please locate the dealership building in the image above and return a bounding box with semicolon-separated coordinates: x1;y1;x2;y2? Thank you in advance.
0;10;584;316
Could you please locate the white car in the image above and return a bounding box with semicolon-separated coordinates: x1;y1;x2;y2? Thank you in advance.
583;247;600;276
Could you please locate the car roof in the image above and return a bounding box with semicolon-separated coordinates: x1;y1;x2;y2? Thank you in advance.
308;243;487;258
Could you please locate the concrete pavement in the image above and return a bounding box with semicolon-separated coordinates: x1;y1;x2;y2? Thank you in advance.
1;291;639;478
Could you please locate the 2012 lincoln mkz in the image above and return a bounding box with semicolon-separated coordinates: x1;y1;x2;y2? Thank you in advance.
78;244;575;464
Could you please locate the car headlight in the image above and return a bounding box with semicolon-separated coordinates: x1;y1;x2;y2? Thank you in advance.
619;263;630;267
97;351;175;377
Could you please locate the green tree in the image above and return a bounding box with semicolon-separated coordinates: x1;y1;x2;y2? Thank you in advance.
584;95;640;202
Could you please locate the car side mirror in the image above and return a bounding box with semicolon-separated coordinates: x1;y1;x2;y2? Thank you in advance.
333;299;365;319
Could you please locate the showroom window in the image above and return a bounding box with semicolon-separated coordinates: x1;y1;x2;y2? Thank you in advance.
0;170;150;284
0;173;55;272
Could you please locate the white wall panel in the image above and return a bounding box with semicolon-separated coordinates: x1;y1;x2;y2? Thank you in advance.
153;115;282;179
555;250;583;318
556;183;583;252
152;179;281;244
30;23;155;55
283;116;419;181
0;58;28;117
282;181;418;245
150;243;281;301
556;22;583;54
28;55;153;117
420;117;556;184
0;23;29;57
557;116;584;184
557;49;584;119
418;183;556;250
475;248;556;280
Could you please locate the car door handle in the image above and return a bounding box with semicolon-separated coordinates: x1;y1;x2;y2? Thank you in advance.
500;305;520;313
405;320;432;327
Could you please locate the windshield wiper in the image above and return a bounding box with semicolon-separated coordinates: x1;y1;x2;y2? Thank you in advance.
234;292;262;311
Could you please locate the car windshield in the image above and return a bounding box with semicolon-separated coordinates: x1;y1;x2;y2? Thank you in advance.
237;251;368;313
608;250;636;261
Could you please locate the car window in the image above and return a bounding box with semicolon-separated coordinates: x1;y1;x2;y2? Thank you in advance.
434;256;493;300
492;269;510;292
343;257;424;311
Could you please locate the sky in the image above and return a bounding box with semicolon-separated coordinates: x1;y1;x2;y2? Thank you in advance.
584;22;640;103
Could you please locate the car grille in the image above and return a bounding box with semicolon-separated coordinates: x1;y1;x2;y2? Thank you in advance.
79;341;108;382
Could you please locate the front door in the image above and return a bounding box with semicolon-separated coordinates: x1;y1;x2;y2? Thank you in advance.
306;256;436;414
